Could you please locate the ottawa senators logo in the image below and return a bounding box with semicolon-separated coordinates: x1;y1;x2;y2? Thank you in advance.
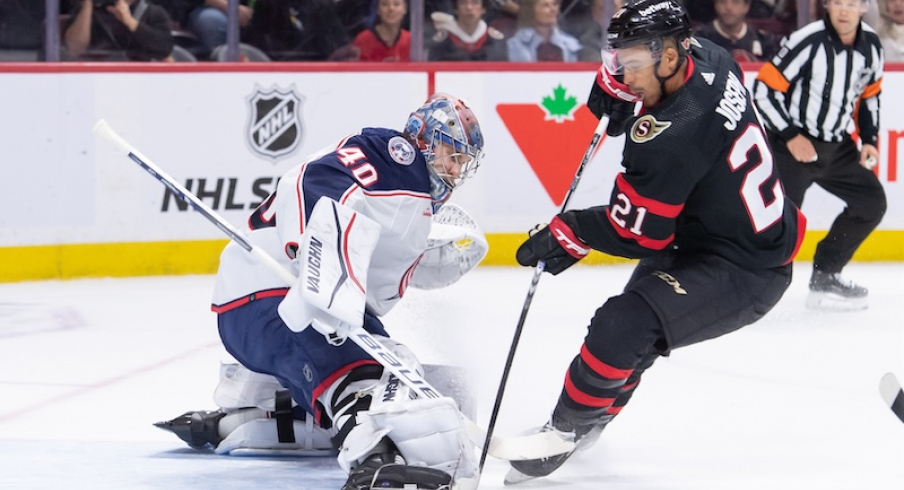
630;115;672;143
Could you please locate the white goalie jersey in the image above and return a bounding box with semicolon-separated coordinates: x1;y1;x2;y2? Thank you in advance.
211;128;486;319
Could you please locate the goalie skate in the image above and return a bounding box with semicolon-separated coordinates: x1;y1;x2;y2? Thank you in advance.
154;410;225;450
156;407;336;457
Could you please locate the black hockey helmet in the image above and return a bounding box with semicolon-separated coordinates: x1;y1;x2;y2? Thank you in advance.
606;0;691;52
601;0;692;91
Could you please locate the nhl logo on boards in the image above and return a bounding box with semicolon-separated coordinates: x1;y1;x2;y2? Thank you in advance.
245;85;304;162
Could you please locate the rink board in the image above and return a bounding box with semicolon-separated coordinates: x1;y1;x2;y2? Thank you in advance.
0;62;902;281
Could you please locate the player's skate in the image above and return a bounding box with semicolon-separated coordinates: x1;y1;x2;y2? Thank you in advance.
504;410;613;485
154;410;226;449
155;405;336;456
806;270;868;311
341;438;452;490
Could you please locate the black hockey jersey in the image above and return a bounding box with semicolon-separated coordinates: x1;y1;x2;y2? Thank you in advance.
573;38;806;269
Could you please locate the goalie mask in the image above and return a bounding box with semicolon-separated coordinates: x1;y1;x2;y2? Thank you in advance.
404;93;485;209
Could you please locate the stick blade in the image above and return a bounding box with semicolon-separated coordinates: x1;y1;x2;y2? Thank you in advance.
879;372;904;423
488;430;576;461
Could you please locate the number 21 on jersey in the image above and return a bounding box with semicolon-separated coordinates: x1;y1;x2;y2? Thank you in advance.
609;124;783;239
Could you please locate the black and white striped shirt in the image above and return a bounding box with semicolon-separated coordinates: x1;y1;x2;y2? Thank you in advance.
752;19;884;145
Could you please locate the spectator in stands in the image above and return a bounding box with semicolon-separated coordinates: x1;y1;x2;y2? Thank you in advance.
352;0;411;61
241;0;351;60
64;0;174;61
336;0;375;38
559;0;592;36
695;0;778;61
684;0;775;25
507;0;581;61
871;0;904;60
428;0;508;60
153;1;250;54
487;0;520;37
186;1;252;53
572;0;623;62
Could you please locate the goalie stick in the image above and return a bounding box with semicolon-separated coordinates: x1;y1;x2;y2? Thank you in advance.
474;115;611;484
93;120;449;399
879;372;904;424
92;119;556;465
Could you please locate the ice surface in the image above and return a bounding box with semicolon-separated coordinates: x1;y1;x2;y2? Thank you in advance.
1;262;902;489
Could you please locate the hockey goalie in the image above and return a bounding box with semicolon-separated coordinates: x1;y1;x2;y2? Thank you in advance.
155;93;489;490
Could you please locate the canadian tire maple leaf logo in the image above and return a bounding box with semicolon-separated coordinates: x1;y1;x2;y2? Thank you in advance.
497;84;604;205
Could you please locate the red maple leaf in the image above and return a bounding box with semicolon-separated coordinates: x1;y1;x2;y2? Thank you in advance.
497;103;604;206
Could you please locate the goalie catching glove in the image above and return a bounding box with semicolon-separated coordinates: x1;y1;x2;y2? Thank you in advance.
516;212;590;275
411;203;488;290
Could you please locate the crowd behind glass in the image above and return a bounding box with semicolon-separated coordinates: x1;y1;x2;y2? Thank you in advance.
0;0;901;62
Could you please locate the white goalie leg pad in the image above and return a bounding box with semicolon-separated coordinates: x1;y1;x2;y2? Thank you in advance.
215;415;336;456
340;396;479;480
213;363;286;411
336;355;477;481
317;335;424;424
326;336;481;479
278;196;382;334
411;203;488;290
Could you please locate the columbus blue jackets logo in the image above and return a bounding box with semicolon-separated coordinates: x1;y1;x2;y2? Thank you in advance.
388;136;416;165
245;85;304;162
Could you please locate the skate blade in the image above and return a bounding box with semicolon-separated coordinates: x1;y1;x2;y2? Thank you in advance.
152;419;204;449
503;467;537;485
805;292;868;311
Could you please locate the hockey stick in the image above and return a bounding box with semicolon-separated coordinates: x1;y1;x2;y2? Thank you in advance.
93;120;591;468
880;372;904;424
475;115;611;481
92;119;447;401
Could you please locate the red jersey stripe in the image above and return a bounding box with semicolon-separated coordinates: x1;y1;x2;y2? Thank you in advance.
606;209;675;250
210;288;290;313
615;174;684;218
783;207;807;265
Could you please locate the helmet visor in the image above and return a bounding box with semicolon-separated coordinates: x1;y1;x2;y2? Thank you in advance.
601;42;662;76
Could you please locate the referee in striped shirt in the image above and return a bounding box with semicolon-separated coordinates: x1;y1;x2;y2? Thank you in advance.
753;0;886;311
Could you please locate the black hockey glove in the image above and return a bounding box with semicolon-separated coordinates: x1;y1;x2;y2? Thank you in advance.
587;66;638;137
516;212;591;275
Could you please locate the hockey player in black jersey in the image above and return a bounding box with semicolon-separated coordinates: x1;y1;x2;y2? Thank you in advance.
507;0;807;483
